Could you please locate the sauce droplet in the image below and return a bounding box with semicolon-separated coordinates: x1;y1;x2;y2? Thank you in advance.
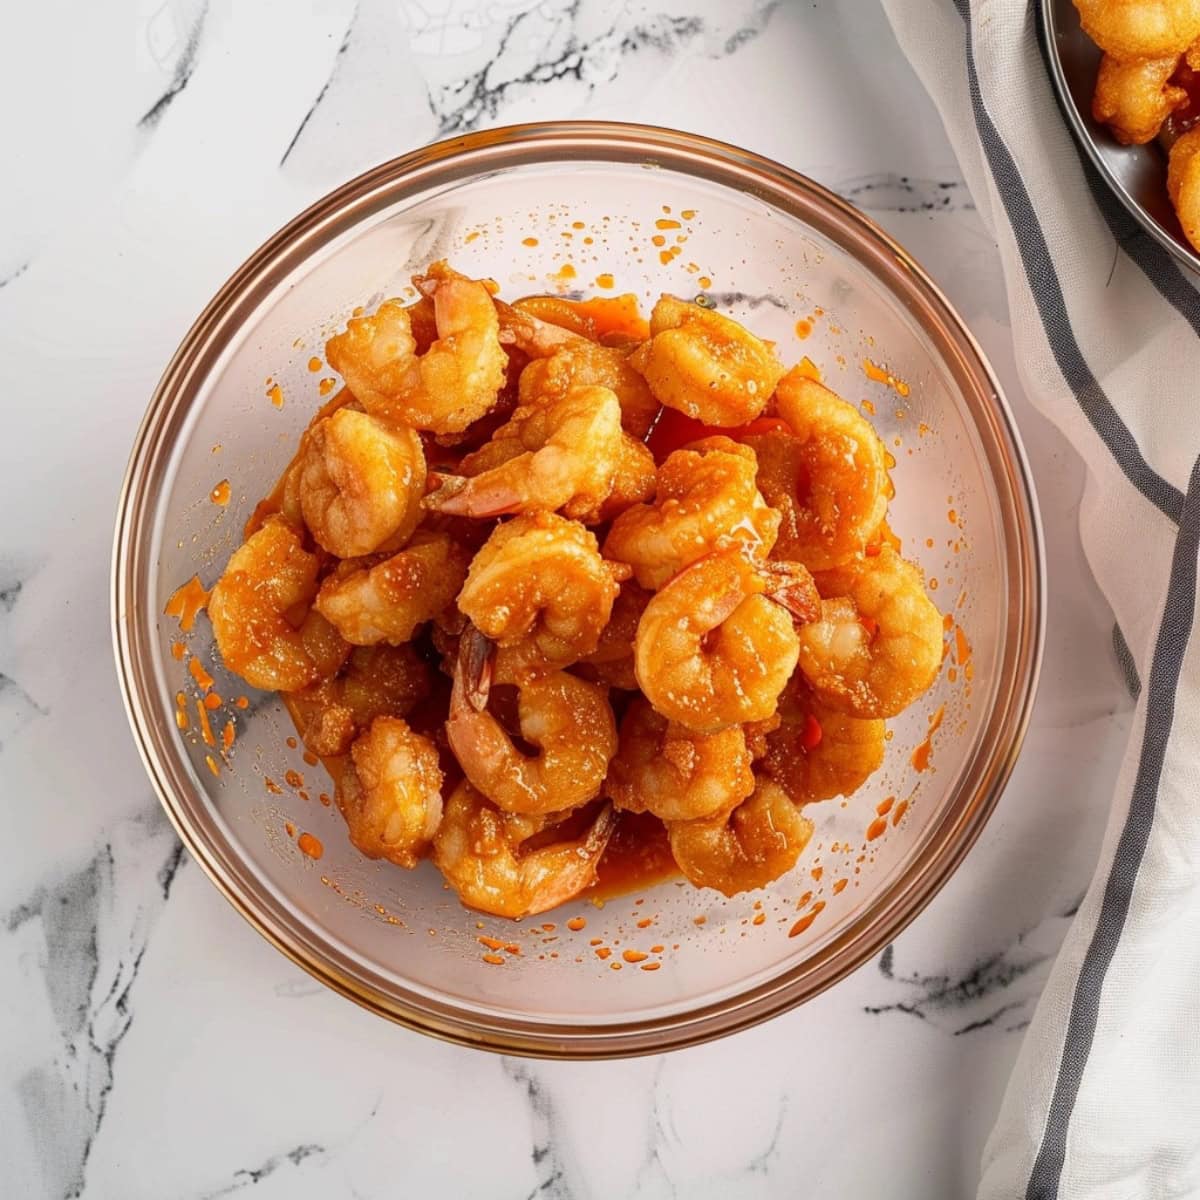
164;576;210;632
188;657;214;691
209;479;231;506
297;832;322;859
266;383;284;408
566;916;586;931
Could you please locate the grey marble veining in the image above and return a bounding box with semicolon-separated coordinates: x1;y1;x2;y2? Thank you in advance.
0;1;1133;1196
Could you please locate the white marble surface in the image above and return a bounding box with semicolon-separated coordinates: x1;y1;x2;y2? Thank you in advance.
0;1;1133;1196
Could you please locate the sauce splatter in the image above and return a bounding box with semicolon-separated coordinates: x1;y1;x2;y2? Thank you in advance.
795;319;812;339
266;383;284;408
954;625;972;667
482;953;505;966
622;949;648;964
566;916;586;931
318;377;336;396
204;754;221;777
265;777;283;795
203;692;221;711
876;795;895;817
221;721;235;752
235;696;249;709
594;272;615;289
195;699;216;748
284;821;296;838
297;832;323;860
911;705;946;773
594;946;612;960
164;576;210;632
285;769;304;790
188;657;214;691
170;640;186;661
862;357;911;397
209;479;231;506
522;237;539;247
789;901;826;937
307;357;322;373
892;798;910;826
641;961;661;972
833;877;849;894
865;816;889;842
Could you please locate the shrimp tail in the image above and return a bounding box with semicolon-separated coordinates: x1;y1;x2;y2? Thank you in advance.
762;560;820;623
584;801;618;856
423;471;524;518
457;625;496;713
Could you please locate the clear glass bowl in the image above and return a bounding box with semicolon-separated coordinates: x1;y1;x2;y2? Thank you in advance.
113;123;1043;1057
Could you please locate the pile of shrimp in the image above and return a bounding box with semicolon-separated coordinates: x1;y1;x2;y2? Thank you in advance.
208;261;943;918
1076;0;1200;251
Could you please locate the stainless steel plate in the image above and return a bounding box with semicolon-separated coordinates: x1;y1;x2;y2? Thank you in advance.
1041;0;1200;274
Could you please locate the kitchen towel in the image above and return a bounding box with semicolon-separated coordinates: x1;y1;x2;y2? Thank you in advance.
878;1;1200;1197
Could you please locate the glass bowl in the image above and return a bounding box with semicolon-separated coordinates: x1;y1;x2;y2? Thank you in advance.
113;122;1043;1057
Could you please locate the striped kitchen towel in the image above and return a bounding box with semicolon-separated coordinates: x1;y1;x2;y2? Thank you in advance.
880;1;1200;1197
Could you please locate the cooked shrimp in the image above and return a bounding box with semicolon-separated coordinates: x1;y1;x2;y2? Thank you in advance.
447;629;617;815
634;549;804;735
1168;128;1200;252
606;697;754;821
500;303;660;437
762;677;885;803
423;385;624;519
314;530;470;645
1092;52;1188;144
456;513;623;669
210;517;331;692
629;295;784;426
325;261;506;434
1074;0;1200;59
746;368;889;571
666;779;813;897
290;644;431;758
433;782;616;918
571;433;657;525
336;717;443;868
796;547;942;719
298;408;426;557
576;579;651;690
603;438;780;590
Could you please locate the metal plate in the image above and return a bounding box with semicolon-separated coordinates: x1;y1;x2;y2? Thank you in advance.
1041;0;1200;274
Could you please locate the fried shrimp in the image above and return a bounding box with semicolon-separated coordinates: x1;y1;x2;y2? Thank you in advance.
500;302;660;437
314;530;470;646
297;408;426;558
209;517;331;692
634;550;808;734
603;438;780;589
629;296;785;427
1074;0;1200;59
796;548;942;719
433;782;616;918
325;261;506;434
606;697;754;821
746;367;889;571
447;629;618;815
423;385;624;519
666;780;813;897
336;716;443;868
1092;52;1189;143
1168;127;1200;251
289;643;432;758
456;513;623;669
762;676;885;803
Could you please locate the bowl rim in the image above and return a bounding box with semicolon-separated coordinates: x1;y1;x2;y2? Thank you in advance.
1039;0;1200;276
112;120;1045;1058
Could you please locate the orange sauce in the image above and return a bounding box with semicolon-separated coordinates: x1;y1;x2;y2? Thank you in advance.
833;877;848;894
204;754;221;777
911;705;945;773
203;692;221;711
285;769;304;790
188;657;214;690
697;275;712;289
267;383;284;408
954;625;972;667
297;832;323;859
195;699;216;748
865;816;889;841
307;356;322;373
209;479;231;506
235;696;249;709
586;812;678;900
876;795;895;817
622;949;648;964
566;916;586;931
170;640;186;661
221;721;235;752
522;237;538;247
164;576;210;632
482;953;505;965
789;901;826;937
655;218;681;230
594;273;615;289
641;961;661;971
892;798;909;826
794;319;812;339
570;294;649;340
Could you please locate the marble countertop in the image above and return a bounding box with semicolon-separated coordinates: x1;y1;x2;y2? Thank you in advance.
0;1;1132;1196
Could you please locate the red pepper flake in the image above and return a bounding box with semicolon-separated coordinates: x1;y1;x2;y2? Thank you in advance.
801;713;823;752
